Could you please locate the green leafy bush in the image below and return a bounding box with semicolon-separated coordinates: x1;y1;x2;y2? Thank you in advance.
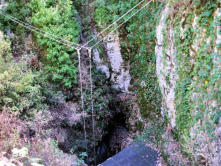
0;31;47;118
27;0;80;88
0;0;30;33
1;0;81;89
0;63;48;118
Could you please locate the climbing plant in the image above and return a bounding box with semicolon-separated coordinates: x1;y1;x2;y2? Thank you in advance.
173;0;219;137
167;1;220;163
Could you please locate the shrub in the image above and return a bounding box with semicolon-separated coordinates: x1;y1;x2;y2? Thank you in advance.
0;107;24;152
0;61;48;118
0;0;30;33
28;0;80;88
1;0;81;89
0;31;47;119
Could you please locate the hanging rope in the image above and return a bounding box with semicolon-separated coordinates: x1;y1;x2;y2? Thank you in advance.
88;48;96;165
1;1;155;163
77;48;88;157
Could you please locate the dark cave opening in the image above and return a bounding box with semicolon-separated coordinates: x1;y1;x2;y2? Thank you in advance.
95;112;128;164
56;97;130;166
89;100;129;165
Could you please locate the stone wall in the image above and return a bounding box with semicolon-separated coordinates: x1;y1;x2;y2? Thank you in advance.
155;2;221;165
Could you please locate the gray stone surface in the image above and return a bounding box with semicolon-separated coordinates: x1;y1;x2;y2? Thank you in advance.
99;142;159;166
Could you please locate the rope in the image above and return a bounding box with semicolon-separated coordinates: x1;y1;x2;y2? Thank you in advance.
77;48;88;157
1;2;153;162
0;10;89;153
88;48;96;165
0;10;89;49
91;0;153;49
82;0;147;48
0;9;81;47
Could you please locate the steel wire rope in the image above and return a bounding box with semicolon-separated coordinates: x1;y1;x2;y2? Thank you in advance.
91;0;153;49
0;9;88;49
82;0;147;48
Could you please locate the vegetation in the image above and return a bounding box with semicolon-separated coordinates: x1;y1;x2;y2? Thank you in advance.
28;0;80;88
165;0;220;164
174;0;218;140
1;0;81;88
0;32;46;119
0;2;79;164
0;0;220;165
93;0;163;119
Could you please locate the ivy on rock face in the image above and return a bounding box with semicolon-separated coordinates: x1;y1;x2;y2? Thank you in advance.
167;1;221;163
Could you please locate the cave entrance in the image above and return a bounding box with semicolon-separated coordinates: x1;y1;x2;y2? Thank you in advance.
88;101;129;166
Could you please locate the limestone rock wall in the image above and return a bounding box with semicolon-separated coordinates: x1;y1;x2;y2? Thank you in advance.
155;4;178;128
92;32;131;93
106;32;131;92
155;2;221;165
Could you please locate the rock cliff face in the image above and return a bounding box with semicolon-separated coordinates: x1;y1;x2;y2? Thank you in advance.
215;7;221;166
155;4;177;128
155;2;221;165
92;2;220;165
105;32;131;92
93;32;131;93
